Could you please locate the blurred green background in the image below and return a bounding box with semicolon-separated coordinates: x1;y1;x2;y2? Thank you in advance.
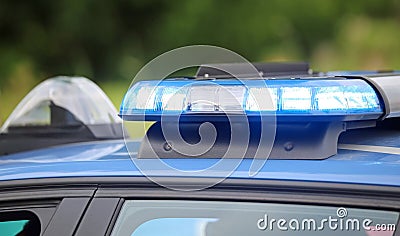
0;0;399;125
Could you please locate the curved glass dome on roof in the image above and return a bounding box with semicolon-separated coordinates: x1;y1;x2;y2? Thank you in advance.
0;76;121;133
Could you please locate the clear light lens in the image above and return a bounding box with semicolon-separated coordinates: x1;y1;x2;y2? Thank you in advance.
189;86;218;112
246;88;276;111
217;86;246;111
281;87;311;110
315;87;347;110
160;87;187;111
134;86;157;110
1;76;121;133
344;88;378;109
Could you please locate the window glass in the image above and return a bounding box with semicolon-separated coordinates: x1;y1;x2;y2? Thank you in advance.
0;211;40;236
111;200;399;236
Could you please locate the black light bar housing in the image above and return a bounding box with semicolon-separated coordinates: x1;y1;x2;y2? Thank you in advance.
196;62;311;78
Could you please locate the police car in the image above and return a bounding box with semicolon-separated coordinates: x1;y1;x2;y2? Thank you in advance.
0;63;399;235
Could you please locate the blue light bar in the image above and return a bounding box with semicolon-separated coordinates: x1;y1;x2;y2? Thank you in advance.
120;78;383;122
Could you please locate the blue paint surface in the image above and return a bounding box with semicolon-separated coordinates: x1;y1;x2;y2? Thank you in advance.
0;132;399;187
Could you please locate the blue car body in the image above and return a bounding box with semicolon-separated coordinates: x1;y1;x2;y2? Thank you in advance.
1;132;399;187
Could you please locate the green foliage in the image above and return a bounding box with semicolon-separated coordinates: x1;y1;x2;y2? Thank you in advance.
0;0;399;124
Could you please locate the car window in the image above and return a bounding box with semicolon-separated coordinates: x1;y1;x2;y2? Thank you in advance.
111;200;398;236
0;211;40;236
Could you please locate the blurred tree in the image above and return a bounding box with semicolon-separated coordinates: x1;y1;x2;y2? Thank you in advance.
0;0;399;123
0;0;399;84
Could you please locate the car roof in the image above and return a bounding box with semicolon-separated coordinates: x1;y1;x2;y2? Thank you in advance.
0;127;399;187
1;70;400;189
